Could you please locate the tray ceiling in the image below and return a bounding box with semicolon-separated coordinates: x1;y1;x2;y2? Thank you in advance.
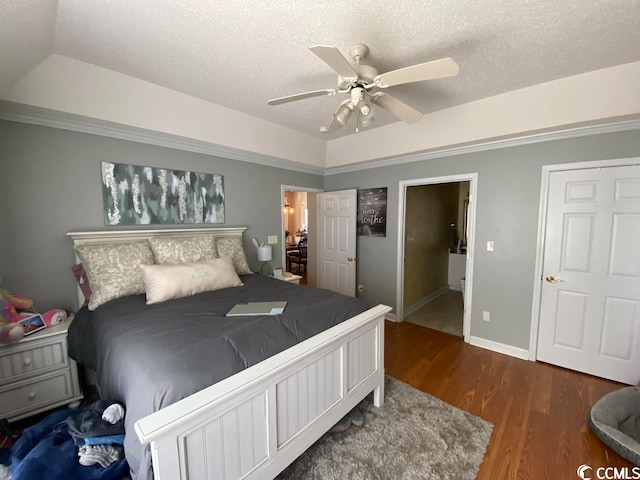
2;0;640;139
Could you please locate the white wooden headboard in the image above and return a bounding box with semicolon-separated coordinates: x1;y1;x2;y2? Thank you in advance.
67;226;247;308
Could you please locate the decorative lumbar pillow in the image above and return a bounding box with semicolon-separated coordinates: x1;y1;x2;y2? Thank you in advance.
75;241;154;310
215;236;252;275
148;235;216;265
141;258;243;304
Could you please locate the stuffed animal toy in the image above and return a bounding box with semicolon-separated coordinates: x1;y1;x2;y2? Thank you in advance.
0;289;70;343
42;309;69;326
0;288;34;343
0;288;34;322
0;323;25;343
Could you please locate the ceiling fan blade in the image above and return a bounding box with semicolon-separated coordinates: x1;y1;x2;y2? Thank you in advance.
370;93;423;123
374;57;459;88
309;45;358;80
267;89;336;106
325;115;343;133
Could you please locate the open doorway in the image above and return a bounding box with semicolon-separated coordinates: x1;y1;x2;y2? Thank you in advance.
396;174;477;342
281;185;323;287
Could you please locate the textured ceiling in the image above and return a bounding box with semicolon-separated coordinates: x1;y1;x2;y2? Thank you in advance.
0;0;57;91
2;0;640;139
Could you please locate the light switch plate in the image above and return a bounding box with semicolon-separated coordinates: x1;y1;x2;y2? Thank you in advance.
487;241;495;252
267;235;278;245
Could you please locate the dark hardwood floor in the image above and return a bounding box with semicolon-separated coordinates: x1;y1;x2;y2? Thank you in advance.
385;320;633;479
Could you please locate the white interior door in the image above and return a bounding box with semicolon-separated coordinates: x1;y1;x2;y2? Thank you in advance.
537;165;640;384
317;190;357;296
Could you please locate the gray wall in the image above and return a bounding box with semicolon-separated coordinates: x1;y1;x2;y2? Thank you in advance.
2;119;638;352
324;129;640;350
0;120;323;311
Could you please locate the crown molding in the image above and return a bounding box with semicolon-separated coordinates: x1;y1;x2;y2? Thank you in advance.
0;101;325;176
1;101;638;177
323;118;640;175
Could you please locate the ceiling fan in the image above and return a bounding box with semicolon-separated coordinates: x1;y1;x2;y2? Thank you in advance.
267;43;459;133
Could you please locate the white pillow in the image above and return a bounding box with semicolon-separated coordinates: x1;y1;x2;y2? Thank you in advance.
141;258;243;305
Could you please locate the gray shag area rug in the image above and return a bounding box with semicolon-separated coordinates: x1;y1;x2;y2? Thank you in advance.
277;376;493;480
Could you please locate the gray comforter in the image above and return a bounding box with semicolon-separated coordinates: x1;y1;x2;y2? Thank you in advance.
67;274;366;480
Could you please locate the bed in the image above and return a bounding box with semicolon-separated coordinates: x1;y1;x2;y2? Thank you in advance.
66;227;391;480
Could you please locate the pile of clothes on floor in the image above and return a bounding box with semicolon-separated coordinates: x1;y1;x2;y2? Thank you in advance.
0;400;129;480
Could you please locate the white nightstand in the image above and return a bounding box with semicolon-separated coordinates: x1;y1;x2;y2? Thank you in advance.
282;273;302;285
0;319;83;422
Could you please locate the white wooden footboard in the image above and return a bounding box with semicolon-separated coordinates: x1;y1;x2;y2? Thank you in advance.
134;304;391;480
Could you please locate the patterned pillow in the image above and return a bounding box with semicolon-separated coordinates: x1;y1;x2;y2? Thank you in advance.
215;236;252;275
75;241;154;310
148;236;216;265
141;258;243;305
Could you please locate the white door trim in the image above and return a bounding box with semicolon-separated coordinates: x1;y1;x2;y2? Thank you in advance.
281;185;324;281
396;173;478;343
528;157;640;361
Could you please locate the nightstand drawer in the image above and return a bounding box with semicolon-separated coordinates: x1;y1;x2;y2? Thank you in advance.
0;341;69;384
0;370;76;421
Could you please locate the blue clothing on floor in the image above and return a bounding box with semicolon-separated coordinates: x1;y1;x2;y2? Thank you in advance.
66;400;125;447
10;409;76;469
0;447;10;466
85;434;126;446
10;408;129;480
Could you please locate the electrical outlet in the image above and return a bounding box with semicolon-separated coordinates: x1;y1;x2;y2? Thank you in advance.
482;311;491;322
267;235;278;245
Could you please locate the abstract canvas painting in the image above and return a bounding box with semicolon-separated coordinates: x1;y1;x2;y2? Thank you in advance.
101;162;225;225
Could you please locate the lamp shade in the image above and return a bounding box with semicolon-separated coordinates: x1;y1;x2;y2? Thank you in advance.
359;116;375;128
335;103;353;125
257;245;272;262
358;101;374;119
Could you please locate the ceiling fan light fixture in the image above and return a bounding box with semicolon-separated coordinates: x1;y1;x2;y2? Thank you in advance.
268;44;458;135
358;101;374;119
335;102;354;125
359;116;375;128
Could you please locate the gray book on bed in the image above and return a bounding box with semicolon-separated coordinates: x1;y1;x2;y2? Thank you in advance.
226;301;287;316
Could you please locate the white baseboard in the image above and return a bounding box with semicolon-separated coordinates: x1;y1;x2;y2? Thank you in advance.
404;286;449;317
385;313;399;323
469;336;530;360
448;285;462;291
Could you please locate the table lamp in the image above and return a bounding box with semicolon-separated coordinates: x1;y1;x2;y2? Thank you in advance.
257;245;273;275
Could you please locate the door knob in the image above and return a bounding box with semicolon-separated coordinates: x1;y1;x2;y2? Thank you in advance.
347;256;355;262
545;275;560;283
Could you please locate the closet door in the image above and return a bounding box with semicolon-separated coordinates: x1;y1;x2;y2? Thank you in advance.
537;165;640;384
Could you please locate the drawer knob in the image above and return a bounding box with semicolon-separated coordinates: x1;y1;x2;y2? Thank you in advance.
23;357;32;366
28;392;36;400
